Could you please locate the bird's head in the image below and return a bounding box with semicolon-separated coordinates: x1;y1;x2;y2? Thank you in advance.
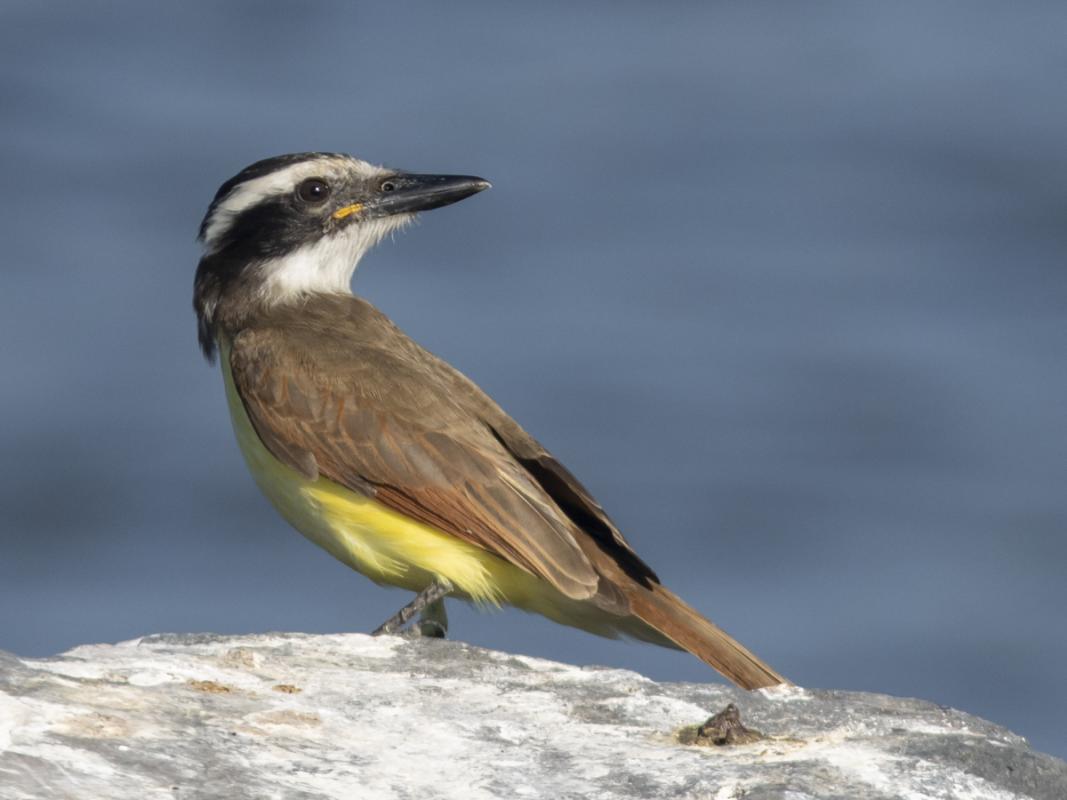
193;152;489;359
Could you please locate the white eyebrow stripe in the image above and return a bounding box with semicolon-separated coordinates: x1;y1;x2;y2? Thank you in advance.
200;156;389;251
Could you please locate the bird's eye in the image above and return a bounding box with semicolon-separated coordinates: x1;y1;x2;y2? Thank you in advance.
380;180;397;192
297;178;331;203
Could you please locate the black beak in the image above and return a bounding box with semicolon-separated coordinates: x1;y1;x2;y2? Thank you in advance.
368;173;491;217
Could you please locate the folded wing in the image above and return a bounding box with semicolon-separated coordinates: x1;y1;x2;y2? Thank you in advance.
229;327;605;602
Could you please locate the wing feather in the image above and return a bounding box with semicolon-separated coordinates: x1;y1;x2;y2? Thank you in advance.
229;326;601;600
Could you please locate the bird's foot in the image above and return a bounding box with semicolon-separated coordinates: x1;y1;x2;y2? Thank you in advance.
372;580;452;638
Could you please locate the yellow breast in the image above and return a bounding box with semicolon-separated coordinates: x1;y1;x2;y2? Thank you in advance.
220;345;513;605
218;344;637;642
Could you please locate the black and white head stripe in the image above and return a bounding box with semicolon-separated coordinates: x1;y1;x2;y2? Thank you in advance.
194;151;489;361
198;152;388;253
194;152;401;359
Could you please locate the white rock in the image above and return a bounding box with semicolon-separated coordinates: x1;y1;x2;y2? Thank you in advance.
0;633;1063;799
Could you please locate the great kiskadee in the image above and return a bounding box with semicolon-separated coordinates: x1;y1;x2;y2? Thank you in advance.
193;152;786;689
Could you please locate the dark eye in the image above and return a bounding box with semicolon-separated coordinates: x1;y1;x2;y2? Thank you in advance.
380;180;397;192
297;178;330;203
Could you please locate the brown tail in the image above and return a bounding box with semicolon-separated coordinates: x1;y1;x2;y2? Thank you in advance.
568;531;787;688
627;584;788;690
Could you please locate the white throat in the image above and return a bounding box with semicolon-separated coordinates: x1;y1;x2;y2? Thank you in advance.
256;215;409;303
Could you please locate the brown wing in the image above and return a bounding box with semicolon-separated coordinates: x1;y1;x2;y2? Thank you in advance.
485;414;659;587
228;326;601;601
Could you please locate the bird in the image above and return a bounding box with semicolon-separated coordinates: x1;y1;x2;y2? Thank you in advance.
193;152;787;689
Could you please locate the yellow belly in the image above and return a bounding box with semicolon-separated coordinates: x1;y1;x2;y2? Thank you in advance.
221;346;528;606
219;345;656;642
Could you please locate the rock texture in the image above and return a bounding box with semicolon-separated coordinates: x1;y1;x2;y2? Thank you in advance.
0;633;1063;799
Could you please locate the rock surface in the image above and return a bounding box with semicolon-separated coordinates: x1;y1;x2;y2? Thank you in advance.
0;633;1063;799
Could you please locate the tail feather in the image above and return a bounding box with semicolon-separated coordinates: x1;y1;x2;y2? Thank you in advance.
571;532;787;689
627;584;787;690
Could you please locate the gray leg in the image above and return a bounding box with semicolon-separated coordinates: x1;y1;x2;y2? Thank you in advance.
414;597;449;639
372;579;453;636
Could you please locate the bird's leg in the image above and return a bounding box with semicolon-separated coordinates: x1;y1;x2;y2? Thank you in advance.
414;596;449;639
372;579;453;637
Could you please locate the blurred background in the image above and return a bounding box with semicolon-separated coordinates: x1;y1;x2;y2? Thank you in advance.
2;1;1065;761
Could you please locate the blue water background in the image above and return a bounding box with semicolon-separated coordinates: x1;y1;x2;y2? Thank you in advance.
1;2;1065;760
